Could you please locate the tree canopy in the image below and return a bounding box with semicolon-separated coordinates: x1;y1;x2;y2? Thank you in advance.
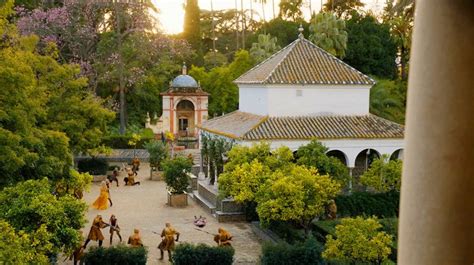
360;155;403;192
309;12;348;58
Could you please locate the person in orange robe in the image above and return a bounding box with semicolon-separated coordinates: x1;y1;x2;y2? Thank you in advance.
128;228;144;247
92;181;110;210
158;223;180;261
214;228;232;247
83;215;109;248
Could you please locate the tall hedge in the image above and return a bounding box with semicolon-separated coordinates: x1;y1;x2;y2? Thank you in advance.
261;236;325;265
335;191;399;218
173;243;234;265
82;244;147;265
77;158;109;175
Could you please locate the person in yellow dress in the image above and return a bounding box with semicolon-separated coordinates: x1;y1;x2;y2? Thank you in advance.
214;228;232;247
92;181;109;210
158;223;180;261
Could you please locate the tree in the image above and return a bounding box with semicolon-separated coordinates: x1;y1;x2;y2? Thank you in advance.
260;17;306;47
0;179;88;257
203;51;228;69
278;0;304;21
145;140;168;171
218;143;294;200
0;220;52;264
323;0;365;18
344;12;397;79
0;1;113;185
250;34;281;63
183;0;201;54
162;157;193;194
322;217;393;264
309;12;348;58
360;155;402;192
256;165;341;236
370;78;406;123
189;50;255;116
296;139;350;186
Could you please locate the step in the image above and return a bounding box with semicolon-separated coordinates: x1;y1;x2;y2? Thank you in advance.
192;191;216;215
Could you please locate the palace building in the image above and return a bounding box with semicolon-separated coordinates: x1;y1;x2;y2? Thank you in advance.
198;28;404;177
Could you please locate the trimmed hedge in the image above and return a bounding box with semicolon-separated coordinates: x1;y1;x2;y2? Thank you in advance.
102;135;155;149
82;244;147;265
335;191;399;218
261;236;325;265
77;158;108;175
173;243;234;265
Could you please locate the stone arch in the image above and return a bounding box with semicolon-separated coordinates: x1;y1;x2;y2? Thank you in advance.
174;96;197;109
176;99;195;137
326;149;348;166
390;149;404;161
353;148;381;177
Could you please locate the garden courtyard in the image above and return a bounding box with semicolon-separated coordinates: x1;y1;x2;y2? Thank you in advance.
74;163;261;265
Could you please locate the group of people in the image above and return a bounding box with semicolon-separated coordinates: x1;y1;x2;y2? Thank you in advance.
91;158;142;210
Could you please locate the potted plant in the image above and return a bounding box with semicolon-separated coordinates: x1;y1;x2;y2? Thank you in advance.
145;140;168;180
162;157;192;207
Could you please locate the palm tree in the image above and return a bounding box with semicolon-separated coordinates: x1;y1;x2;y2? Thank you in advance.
255;0;266;22
250;34;281;63
309;12;347;58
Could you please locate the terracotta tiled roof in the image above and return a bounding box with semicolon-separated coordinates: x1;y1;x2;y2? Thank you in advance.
235;37;375;85
198;111;267;139
199;111;404;140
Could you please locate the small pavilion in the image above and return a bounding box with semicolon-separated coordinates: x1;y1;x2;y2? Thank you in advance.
198;28;405;178
146;64;209;141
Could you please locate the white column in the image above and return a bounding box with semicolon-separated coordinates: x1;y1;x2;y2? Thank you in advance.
398;1;474;264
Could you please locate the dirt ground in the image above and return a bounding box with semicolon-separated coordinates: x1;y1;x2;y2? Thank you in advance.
69;163;261;265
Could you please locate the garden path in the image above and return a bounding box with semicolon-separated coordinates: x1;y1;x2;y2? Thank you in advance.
77;163;261;264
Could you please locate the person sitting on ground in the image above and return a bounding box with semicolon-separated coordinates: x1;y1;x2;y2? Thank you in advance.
128;228;144;247
158;223;180;261
214;227;232;247
125;168;140;186
193;216;207;228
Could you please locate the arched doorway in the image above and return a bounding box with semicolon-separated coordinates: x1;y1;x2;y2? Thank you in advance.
176;100;195;137
390;149;404;161
326;150;348;166
354;149;381;177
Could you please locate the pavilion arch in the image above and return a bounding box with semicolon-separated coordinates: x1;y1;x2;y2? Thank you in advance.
353;148;381;177
326;149;349;166
390;149;404;161
176;99;195;137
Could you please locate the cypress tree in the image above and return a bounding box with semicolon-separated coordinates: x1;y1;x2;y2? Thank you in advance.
183;0;201;53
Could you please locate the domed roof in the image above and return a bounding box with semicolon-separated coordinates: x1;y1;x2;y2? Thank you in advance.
171;74;199;88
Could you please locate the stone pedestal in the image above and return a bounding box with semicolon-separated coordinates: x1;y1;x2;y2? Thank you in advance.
167;191;188;207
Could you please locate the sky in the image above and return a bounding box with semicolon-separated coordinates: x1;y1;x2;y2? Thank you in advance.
151;0;384;34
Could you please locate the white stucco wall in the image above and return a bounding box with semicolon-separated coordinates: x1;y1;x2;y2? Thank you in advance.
240;138;404;168
238;84;371;116
238;85;269;115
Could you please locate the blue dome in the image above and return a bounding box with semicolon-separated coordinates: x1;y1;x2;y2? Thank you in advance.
171;74;199;88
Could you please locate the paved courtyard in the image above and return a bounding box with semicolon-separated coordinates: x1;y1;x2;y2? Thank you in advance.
78;163;261;264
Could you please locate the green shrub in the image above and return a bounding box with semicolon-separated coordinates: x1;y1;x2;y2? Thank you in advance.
102;135;154;149
77;158;109;175
268;221;306;244
144;140;168;170
162;157;192;194
173;243;234;265
261;236;325;265
335;191;399;218
82;244;147;265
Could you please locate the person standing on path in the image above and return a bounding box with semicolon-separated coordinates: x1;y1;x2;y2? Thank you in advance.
109;214;122;245
83;215;109;248
158;223;180;261
92;181;110;210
